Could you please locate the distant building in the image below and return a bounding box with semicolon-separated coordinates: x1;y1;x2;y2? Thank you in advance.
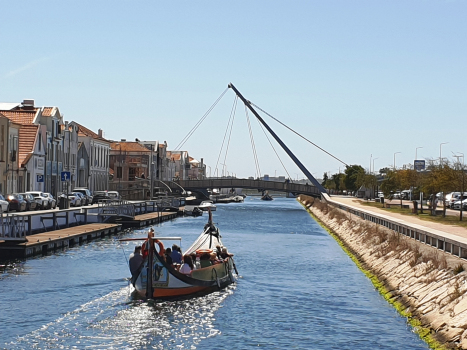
70;122;110;192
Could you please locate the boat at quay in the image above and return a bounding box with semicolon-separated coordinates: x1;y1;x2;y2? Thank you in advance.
0;198;430;349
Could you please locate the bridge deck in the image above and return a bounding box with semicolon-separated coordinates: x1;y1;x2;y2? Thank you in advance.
174;178;322;197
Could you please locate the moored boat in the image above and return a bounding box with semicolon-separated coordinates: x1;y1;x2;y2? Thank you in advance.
122;209;237;300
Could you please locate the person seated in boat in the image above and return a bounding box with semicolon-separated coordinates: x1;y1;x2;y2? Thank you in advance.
220;247;234;259
129;246;143;276
164;247;173;265
215;245;222;259
199;252;212;268
179;255;194;275
190;252;198;269
210;252;222;265
171;244;182;265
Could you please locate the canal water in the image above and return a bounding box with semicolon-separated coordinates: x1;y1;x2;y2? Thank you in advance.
0;197;429;349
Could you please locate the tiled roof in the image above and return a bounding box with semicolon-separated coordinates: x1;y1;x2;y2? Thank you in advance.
170;153;181;161
72;122;108;141
18;124;39;166
42;107;54;117
0;110;38;124
110;142;150;152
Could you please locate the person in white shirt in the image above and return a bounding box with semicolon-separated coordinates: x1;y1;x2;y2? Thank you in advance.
179;255;194;275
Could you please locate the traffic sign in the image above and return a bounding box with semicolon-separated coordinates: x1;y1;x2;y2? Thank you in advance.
61;171;71;182
37;174;44;182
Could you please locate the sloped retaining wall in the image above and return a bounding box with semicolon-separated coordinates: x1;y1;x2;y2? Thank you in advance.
298;195;467;350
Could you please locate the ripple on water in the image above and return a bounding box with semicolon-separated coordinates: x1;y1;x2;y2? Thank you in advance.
7;284;236;350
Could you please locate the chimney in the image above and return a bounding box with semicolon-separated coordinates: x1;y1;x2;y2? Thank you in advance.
22;99;35;109
98;129;103;138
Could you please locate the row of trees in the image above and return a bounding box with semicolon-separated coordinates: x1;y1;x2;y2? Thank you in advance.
322;159;466;219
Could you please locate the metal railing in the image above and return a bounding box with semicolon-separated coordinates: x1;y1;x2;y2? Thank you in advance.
0;210;27;241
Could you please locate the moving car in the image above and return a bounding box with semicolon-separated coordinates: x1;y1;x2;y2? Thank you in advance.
19;193;38;211
5;194;27;212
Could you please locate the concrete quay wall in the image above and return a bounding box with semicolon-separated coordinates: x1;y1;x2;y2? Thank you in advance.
299;195;467;350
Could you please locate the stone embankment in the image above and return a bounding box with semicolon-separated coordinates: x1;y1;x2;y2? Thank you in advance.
298;195;467;350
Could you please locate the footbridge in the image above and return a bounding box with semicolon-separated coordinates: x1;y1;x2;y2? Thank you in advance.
173;178;322;198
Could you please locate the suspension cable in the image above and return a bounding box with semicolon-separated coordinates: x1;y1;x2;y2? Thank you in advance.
255;117;294;181
222;97;237;176
175;87;229;151
250;102;348;166
215;95;238;177
245;106;261;178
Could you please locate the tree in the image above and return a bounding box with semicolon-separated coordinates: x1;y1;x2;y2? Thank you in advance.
344;165;365;192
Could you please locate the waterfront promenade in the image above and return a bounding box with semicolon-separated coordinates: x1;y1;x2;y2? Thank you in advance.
330;195;467;240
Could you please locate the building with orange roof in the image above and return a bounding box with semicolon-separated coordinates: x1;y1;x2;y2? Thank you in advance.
109;140;151;198
0;99;71;197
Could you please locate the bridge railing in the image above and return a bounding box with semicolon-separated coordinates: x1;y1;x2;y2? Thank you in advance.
177;179;321;197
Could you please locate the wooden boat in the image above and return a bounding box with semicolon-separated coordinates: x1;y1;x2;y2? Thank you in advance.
122;209;237;300
261;191;273;201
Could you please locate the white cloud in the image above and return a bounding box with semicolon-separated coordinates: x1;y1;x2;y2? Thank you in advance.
5;57;51;78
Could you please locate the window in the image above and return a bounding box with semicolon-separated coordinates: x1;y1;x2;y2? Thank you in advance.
117;167;122;179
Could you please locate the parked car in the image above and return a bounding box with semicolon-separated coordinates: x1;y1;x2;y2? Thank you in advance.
26;191;50;210
0;194;9;213
453;198;467;211
72;188;93;205
43;193;57;209
5;194;27;212
73;192;86;206
59;193;80;207
92;191;111;204
19;193;38;211
107;191;121;200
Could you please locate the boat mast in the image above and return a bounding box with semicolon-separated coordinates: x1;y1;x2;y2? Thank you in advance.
146;231;154;298
228;83;327;194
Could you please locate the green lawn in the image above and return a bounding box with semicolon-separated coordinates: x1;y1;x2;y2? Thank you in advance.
360;201;467;229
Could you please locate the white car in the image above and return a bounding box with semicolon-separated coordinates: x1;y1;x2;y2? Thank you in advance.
0;194;9;212
453;199;467;210
107;191;121;200
26;191;49;210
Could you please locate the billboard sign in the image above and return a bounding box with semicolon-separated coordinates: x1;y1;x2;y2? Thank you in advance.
414;160;425;171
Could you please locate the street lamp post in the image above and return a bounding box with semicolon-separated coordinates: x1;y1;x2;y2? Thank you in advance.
453;153;465;221
394;152;401;170
415;146;423;161
440;142;448;167
372;158;378;175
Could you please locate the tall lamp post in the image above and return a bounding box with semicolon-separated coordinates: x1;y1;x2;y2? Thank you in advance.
394;152;401;170
440;142;449;167
372;158;378;175
415;146;423;161
453;153;465;221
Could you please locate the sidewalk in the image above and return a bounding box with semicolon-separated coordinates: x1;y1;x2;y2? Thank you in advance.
329;195;467;240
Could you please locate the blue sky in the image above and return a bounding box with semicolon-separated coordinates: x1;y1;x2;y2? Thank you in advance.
1;1;466;179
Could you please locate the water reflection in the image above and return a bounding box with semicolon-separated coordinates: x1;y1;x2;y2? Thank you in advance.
8;284;235;350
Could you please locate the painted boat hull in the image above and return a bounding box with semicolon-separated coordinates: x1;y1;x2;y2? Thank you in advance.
134;256;235;300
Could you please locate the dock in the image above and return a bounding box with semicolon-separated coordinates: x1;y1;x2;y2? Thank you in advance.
120;210;180;227
0;223;122;259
